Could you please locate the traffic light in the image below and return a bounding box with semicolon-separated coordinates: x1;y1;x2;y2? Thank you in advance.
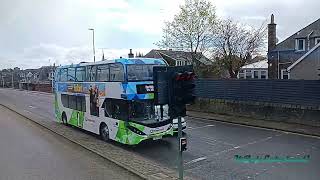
153;65;195;119
172;71;196;105
181;72;196;104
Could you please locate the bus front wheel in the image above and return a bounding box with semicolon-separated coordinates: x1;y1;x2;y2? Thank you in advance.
100;123;109;142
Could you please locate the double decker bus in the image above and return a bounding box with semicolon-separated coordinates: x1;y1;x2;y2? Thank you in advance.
53;58;175;145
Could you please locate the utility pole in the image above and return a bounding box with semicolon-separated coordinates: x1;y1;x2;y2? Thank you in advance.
0;73;3;88
88;28;96;63
12;71;14;88
177;116;183;180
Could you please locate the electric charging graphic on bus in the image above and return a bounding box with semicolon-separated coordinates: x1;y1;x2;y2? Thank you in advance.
53;58;174;145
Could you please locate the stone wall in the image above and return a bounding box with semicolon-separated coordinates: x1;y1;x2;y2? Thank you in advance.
188;98;320;127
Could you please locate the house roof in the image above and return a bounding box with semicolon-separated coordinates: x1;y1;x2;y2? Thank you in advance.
272;18;320;51
287;42;320;71
144;49;212;65
241;60;268;69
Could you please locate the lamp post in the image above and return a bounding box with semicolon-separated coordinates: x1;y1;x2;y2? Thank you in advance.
88;28;96;63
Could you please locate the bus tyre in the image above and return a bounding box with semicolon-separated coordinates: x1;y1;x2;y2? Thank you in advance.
100;124;110;142
62;113;68;126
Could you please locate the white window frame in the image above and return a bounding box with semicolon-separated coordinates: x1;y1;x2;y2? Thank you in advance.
253;70;259;79
315;38;320;46
260;70;268;79
281;69;290;79
295;39;306;51
245;70;252;79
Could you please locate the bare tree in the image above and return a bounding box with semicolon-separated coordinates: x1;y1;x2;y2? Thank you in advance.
212;19;266;78
156;0;216;65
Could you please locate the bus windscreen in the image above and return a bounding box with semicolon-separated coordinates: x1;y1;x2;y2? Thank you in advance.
127;64;164;81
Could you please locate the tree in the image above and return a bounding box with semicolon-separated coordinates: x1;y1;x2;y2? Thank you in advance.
156;0;216;65
212;19;266;78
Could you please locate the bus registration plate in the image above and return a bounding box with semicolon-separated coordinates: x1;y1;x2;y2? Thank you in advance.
153;136;162;140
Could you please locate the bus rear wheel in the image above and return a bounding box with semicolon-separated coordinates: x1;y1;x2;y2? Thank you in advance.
100;124;110;142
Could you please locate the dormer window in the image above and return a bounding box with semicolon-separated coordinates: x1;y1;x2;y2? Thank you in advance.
295;39;305;51
315;38;320;46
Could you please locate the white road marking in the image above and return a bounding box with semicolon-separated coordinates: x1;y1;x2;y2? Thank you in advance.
185;157;207;165
187;124;215;130
214;136;275;156
28;105;38;109
23;110;32;113
201;136;235;146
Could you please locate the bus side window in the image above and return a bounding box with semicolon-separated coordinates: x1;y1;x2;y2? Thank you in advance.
68;68;76;81
76;67;86;82
97;65;110;81
103;99;112;117
110;63;124;81
69;95;77;110
61;94;69;108
60;68;68;82
87;66;97;81
76;96;86;112
55;69;61;82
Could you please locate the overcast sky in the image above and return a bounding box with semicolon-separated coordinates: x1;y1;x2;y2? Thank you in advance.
0;0;319;69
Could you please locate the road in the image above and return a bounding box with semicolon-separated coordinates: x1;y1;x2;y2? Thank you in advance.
1;88;319;180
0;104;141;180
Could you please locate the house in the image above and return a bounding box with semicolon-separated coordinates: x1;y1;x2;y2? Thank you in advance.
267;14;320;80
144;49;212;66
238;59;268;79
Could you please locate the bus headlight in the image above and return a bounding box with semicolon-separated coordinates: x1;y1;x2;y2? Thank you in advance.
128;126;146;136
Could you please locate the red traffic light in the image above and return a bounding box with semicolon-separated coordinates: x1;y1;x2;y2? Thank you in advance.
174;72;195;81
185;72;195;80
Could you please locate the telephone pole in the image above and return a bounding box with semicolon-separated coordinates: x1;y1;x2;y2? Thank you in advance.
11;71;14;88
88;28;96;63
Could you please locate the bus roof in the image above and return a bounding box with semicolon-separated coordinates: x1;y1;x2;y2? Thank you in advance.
57;58;167;69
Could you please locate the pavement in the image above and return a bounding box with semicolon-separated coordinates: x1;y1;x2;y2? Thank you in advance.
0;105;141;180
1;88;320;180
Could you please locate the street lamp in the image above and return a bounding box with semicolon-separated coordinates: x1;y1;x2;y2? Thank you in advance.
88;28;96;63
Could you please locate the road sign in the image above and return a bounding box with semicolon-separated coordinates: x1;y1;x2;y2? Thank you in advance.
180;137;187;152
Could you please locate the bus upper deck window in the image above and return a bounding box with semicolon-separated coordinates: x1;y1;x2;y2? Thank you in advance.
60;68;68;82
110;64;124;81
97;65;110;81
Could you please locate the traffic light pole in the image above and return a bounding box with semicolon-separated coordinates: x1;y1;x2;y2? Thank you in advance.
178;116;183;180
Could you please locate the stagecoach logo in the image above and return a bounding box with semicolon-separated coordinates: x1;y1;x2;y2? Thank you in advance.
145;85;154;92
136;84;154;94
150;127;164;133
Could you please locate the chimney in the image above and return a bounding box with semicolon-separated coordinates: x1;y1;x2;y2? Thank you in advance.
128;49;134;58
268;14;277;52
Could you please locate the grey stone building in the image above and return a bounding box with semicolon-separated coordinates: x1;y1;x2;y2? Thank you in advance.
267;14;320;80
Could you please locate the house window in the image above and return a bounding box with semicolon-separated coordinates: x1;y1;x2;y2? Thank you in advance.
253;71;259;79
176;60;188;66
245;70;252;79
261;71;267;79
296;39;305;51
238;69;245;79
281;69;289;79
315;38;320;45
